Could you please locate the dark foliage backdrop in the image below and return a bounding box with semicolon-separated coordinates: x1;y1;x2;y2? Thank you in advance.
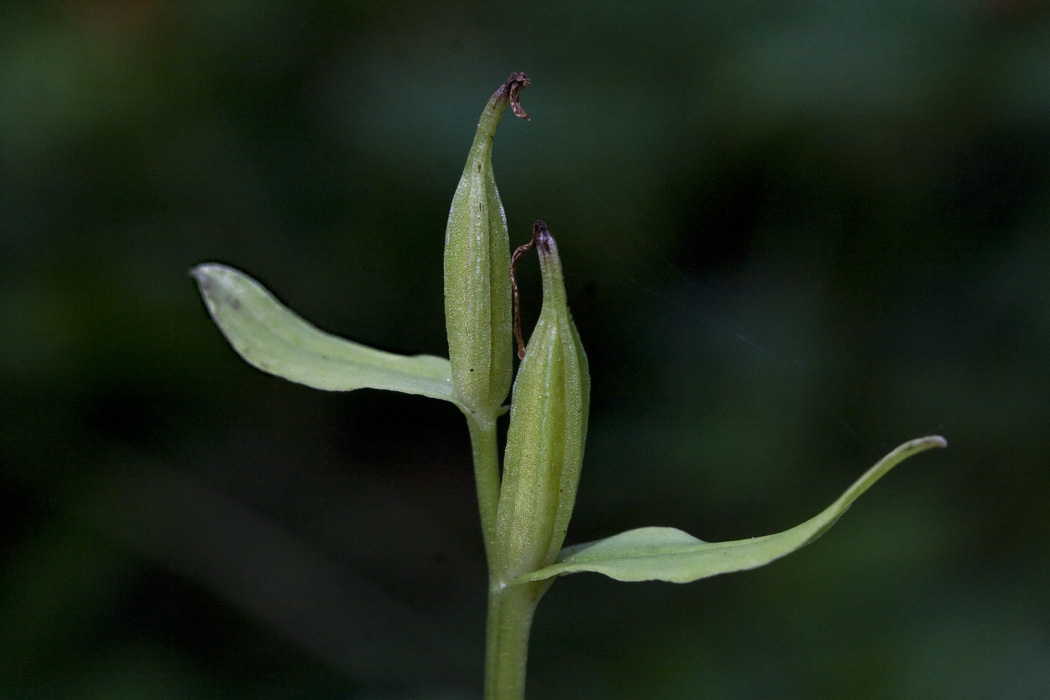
2;2;1049;698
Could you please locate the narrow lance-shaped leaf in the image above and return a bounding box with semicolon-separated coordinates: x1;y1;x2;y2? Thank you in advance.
514;435;947;585
192;263;462;407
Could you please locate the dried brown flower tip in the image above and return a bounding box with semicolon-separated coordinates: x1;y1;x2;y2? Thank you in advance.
496;72;531;121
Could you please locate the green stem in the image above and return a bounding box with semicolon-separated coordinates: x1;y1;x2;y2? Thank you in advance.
467;410;548;700
484;579;547;700
466;412;501;566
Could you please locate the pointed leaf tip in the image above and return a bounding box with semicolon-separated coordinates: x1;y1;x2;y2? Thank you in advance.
514;435;947;585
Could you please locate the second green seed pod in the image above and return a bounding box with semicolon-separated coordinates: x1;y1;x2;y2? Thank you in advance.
496;221;590;582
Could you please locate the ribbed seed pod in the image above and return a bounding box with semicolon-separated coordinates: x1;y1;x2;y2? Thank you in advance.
496;221;590;582
444;73;530;417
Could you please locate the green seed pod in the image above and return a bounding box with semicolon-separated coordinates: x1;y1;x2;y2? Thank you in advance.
444;73;530;417
496;221;590;582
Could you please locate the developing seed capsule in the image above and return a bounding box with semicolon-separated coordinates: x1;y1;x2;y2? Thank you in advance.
496;221;590;582
444;73;530;417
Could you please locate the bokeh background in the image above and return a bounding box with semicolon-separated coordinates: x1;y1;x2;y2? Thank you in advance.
3;1;1049;698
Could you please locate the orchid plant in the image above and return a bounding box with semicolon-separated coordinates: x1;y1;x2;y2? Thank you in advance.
192;73;946;700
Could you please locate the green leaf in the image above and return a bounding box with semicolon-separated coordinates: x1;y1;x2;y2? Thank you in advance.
191;263;461;406
515;436;947;585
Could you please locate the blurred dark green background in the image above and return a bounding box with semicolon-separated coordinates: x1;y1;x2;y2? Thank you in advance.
3;1;1049;698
